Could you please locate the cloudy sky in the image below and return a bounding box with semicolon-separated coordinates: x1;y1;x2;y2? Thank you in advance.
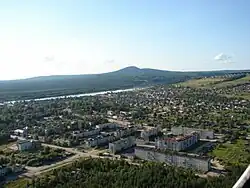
0;0;249;80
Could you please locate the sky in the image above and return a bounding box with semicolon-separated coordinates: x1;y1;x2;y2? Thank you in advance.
0;0;250;80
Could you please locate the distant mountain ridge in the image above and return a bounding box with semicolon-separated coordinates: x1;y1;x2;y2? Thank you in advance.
1;66;249;82
0;66;249;102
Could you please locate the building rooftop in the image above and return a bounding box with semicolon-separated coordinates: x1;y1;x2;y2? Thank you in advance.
14;129;25;133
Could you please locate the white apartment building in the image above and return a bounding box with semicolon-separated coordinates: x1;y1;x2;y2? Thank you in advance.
85;135;114;148
14;128;28;137
83;128;100;137
16;140;41;151
140;126;160;140
171;126;214;139
72;128;100;138
114;126;136;139
156;132;199;151
109;136;135;154
96;123;119;130
17;140;33;151
135;147;211;172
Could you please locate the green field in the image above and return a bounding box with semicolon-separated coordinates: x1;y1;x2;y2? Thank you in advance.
215;75;250;88
224;93;250;100
179;74;250;88
211;140;250;166
178;74;250;99
178;77;226;88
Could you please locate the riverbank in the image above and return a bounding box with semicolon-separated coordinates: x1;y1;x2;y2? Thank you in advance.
1;87;144;104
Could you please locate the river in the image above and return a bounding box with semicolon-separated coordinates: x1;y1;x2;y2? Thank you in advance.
0;88;140;105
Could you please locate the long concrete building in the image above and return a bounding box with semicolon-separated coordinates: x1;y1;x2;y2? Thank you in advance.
171;126;214;139
135;146;211;172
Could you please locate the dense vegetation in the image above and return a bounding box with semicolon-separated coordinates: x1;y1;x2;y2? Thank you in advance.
0;146;69;167
0;66;246;102
180;74;250;90
211;139;250;166
8;158;247;188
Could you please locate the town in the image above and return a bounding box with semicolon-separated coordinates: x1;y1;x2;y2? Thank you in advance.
0;73;249;187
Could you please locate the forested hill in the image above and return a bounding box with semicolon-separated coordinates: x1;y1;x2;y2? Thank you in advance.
0;66;249;102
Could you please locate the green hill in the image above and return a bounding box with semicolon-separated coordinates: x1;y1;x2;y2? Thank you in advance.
179;74;250;88
178;74;250;100
0;66;249;102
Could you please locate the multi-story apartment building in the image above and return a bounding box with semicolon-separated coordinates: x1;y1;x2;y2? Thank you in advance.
109;136;135;154
171;126;214;139
140;126;160;140
135;146;211;172
156;131;199;151
96;123;118;130
16;140;41;151
72;128;101;138
114;126;136;139
85;135;114;148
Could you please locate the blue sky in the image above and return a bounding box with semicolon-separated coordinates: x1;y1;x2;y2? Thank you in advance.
0;0;249;80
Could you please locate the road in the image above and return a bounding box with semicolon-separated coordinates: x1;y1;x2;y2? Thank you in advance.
20;143;100;178
41;143;84;155
20;143;135;178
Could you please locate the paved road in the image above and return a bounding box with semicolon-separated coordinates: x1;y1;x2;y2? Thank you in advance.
20;143;99;178
19;143;133;178
42;143;84;155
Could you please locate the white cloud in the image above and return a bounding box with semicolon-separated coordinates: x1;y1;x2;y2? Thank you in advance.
214;53;234;63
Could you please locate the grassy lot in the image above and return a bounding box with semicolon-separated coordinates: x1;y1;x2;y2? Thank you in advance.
5;178;29;188
178;77;226;88
211;139;250;166
0;146;71;167
223;92;250;100
179;74;250;88
215;75;250;88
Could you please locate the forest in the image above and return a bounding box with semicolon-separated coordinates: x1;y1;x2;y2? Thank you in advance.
14;158;248;188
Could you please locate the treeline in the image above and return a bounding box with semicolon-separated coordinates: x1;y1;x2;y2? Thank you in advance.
1;67;245;102
20;158;246;188
0;147;68;167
